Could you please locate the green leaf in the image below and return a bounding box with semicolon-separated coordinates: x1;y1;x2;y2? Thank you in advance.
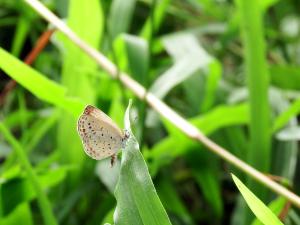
122;34;149;141
236;1;272;222
251;197;286;225
123;34;149;86
0;203;33;225
108;0;137;40
140;0;171;40
0;48;64;101
3;109;35;129
231;174;284;225
162;103;249;141
148;103;249;175
0;166;68;216
57;0;103;169
0;48;84;117
260;0;279;11
11;16;29;57
235;0;279;12
113;100;171;225
200;60;222;112
273;99;300;132
289;209;300;224
24;109;60;153
191;103;249;134
150;33;212;99
270;66;300;90
0;123;57;225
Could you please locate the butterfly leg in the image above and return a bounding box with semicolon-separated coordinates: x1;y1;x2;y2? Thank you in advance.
110;154;116;167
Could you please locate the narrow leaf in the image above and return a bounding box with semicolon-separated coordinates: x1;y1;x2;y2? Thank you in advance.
114;101;171;225
232;174;284;225
0;48;84;117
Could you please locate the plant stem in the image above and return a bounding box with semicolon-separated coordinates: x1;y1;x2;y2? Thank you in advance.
238;0;271;194
237;0;271;223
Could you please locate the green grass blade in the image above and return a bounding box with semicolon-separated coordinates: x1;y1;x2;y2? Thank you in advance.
140;0;171;40
11;16;29;57
200;60;222;112
0;203;33;225
25;110;60;153
57;0;103;170
251;197;286;225
270;66;300;90
232;174;284;225
150;33;212;99
273;99;300;132
0;48;65;102
1;166;68;216
108;0;137;40
114;101;171;225
122;34;149;142
0;123;57;225
0;48;84;116
236;0;271;206
148;103;249;175
123;34;149;86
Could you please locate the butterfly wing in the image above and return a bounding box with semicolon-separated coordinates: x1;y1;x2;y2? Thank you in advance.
83;105;123;136
77;105;124;160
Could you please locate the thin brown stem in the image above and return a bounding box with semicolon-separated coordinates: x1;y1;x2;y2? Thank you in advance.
24;28;55;64
278;201;291;221
0;28;55;105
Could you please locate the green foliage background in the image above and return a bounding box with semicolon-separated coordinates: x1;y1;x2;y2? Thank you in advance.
0;0;300;224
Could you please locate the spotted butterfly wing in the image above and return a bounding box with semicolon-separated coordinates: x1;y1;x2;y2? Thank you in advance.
77;105;124;162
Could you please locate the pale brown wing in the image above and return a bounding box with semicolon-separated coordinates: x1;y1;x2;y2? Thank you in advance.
83;105;123;137
77;114;123;160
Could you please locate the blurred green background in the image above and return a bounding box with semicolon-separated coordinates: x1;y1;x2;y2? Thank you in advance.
0;0;300;224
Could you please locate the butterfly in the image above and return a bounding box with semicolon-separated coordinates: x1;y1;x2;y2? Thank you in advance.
77;105;129;166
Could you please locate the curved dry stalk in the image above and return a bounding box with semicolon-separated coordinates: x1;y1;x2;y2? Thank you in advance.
24;0;300;208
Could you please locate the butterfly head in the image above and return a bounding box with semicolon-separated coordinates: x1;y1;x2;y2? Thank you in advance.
121;130;130;148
